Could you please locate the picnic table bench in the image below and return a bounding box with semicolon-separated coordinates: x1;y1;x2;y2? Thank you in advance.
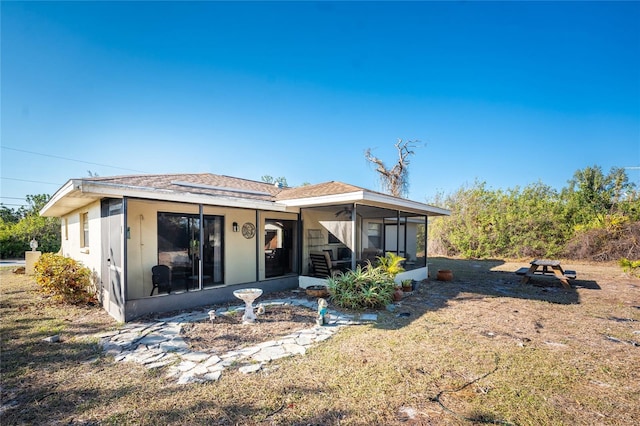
516;259;576;289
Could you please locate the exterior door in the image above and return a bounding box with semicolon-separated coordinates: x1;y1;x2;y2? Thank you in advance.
264;219;296;278
202;216;223;288
101;199;124;320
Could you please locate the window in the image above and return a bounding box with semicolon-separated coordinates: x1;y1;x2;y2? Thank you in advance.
328;231;340;244
64;218;69;240
81;213;89;247
367;222;381;249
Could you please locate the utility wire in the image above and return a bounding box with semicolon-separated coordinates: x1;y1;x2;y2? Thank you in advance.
1;146;146;173
1;177;62;186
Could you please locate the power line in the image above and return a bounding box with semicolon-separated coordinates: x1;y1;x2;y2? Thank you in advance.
1;177;62;186
1;146;146;173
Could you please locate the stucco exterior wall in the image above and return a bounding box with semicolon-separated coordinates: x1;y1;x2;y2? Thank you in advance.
125;200;256;299
125;200;299;300
59;200;103;281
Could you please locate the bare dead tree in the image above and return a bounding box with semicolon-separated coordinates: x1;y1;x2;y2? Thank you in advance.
365;139;419;198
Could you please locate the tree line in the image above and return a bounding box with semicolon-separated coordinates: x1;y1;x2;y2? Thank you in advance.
1;194;60;258
427;165;640;261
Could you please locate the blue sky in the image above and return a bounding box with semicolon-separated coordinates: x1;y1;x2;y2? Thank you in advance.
2;1;639;209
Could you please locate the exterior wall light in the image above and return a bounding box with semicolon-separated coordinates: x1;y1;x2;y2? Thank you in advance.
232;222;239;232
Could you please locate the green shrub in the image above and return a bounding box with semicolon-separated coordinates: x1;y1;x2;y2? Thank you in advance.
34;253;96;304
619;258;640;278
376;252;405;278
326;263;395;310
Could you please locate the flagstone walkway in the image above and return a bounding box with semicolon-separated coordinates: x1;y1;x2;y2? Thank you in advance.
97;297;377;384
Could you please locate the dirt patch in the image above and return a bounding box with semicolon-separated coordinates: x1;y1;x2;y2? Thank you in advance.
181;303;318;353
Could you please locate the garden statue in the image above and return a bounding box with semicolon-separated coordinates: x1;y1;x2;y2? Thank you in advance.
316;298;329;326
30;238;38;251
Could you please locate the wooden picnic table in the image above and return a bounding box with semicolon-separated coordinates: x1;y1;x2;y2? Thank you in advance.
516;259;576;289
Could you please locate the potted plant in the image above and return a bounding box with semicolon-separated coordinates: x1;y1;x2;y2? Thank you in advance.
393;285;404;301
401;279;413;293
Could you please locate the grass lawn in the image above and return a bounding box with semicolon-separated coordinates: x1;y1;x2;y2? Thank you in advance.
1;257;639;425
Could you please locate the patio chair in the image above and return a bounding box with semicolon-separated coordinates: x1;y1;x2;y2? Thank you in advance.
309;251;340;278
150;265;172;296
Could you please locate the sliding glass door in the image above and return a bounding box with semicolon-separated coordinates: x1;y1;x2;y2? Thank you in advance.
157;212;223;294
202;216;223;288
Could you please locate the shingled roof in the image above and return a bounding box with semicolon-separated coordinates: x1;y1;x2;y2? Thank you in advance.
74;173;375;201
276;181;363;200
79;173;283;201
41;172;450;217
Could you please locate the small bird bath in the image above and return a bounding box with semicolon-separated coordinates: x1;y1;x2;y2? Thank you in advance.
233;288;263;324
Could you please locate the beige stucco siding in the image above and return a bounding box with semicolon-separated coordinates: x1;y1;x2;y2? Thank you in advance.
126;200;290;299
59;200;103;279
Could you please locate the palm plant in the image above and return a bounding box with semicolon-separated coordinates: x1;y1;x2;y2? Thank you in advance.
376;252;406;278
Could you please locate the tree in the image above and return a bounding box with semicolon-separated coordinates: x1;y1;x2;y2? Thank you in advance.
0;194;60;258
365;139;419;198
563;165;636;228
0;205;21;224
261;175;288;188
428;181;570;259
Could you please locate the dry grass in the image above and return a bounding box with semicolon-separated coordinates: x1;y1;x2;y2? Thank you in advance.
1;258;639;425
182;304;317;353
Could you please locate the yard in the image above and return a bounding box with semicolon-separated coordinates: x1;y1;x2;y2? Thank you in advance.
1;258;638;425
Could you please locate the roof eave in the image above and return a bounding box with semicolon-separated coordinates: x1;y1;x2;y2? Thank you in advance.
40;180;81;217
278;191;366;207
279;190;450;216
361;192;451;216
41;180;294;217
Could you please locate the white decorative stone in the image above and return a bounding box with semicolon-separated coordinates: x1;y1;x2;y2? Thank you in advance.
181;351;211;362
282;343;306;355
239;363;262;374
295;335;314;346
253;345;288;362
176;360;197;372
203;371;222;381
146;359;174;369
203;355;222;366
207;363;225;373
98;295;376;384
237;346;261;357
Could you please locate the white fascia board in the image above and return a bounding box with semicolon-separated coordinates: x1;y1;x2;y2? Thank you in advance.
280;190;450;216
78;181;292;212
39;179;79;216
277;191;365;207
362;192;451;216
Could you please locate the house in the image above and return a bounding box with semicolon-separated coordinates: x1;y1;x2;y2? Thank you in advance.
40;173;450;322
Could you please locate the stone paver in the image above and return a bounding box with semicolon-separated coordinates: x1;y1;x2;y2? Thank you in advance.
98;297;376;384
